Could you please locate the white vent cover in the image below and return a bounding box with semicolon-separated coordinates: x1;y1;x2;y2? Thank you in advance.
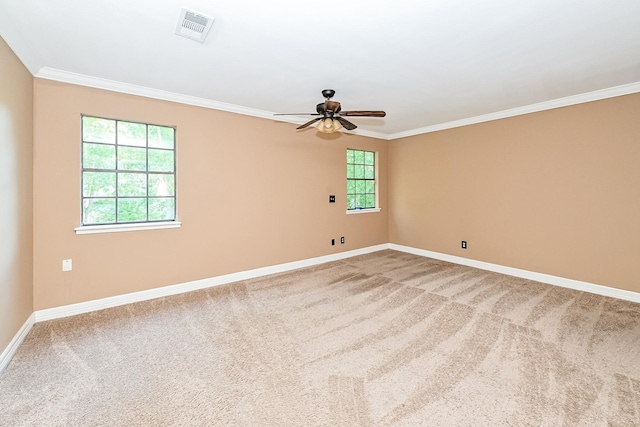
175;8;214;42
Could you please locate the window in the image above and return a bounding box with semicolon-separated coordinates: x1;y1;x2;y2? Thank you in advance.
81;115;176;226
346;149;376;210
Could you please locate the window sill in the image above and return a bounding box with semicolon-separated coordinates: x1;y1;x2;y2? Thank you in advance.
346;208;381;215
75;221;182;235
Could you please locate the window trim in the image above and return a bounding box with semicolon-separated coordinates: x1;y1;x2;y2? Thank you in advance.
75;221;182;235
78;114;178;231
346;207;381;215
346;148;379;212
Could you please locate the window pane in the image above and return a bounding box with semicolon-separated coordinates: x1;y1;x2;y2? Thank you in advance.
347;164;355;179
118;121;146;147
83;143;115;169
364;151;374;165
83;172;116;197
82;116;176;226
365;165;375;179
346;150;354;164
347;194;356;210
83;117;115;144
148;149;174;172
366;180;375;194
118;146;147;171
83;198;116;224
148;126;175;149
347;179;355;194
346;149;375;211
118;173;147;196
149;197;175;221
149;174;175;196
118;198;147;222
365;194;375;208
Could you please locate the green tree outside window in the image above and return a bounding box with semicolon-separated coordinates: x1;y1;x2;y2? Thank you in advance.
81;115;176;225
347;149;376;210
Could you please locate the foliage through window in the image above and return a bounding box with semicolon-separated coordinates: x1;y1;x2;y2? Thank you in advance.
81;115;176;225
347;149;376;210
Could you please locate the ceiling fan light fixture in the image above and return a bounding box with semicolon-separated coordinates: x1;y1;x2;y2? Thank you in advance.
315;118;343;133
275;90;385;133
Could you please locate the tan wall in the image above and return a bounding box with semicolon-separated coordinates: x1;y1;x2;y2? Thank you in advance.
28;76;640;310
33;79;388;310
0;38;33;351
389;93;640;292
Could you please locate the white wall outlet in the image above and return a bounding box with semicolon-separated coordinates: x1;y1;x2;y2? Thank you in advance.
62;259;72;272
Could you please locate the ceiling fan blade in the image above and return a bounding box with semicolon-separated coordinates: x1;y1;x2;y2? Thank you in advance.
296;117;322;129
341;111;386;117
274;113;320;116
336;117;357;131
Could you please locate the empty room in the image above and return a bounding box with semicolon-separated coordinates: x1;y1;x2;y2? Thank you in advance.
1;1;639;425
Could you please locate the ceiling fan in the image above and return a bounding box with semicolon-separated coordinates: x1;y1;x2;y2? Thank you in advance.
275;89;386;133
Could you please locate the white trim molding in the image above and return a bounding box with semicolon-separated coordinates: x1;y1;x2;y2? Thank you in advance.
37;67;278;121
33;242;640;323
387;81;640;140
346;208;381;215
35;244;389;322
390;244;640;303
35;68;390;140
36;68;640;142
75;221;182;235
2;243;635;372
0;313;35;374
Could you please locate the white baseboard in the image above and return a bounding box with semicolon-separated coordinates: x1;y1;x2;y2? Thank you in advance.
0;313;35;374
390;244;640;303
33;242;640;323
35;244;389;322
3;243;638;375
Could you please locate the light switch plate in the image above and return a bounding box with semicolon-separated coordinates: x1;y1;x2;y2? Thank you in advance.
62;259;72;271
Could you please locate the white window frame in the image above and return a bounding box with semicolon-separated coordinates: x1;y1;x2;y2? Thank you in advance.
76;115;181;234
346;148;380;214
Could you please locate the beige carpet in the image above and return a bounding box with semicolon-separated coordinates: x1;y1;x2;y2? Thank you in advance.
2;250;640;426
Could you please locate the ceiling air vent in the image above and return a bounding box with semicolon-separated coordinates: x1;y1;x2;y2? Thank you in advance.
175;8;214;43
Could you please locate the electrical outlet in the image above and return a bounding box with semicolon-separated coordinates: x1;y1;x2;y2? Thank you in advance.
62;259;73;271
340;237;345;244
461;241;467;249
329;195;336;203
331;239;335;246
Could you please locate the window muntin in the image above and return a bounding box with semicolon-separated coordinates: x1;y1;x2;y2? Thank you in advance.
346;149;376;210
81;115;176;226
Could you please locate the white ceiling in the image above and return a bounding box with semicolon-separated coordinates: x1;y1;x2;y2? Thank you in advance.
1;0;639;139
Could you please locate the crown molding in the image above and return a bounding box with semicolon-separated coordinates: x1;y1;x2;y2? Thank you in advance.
387;81;640;140
345;128;389;140
35;67;390;140
36;67;286;120
35;68;640;141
